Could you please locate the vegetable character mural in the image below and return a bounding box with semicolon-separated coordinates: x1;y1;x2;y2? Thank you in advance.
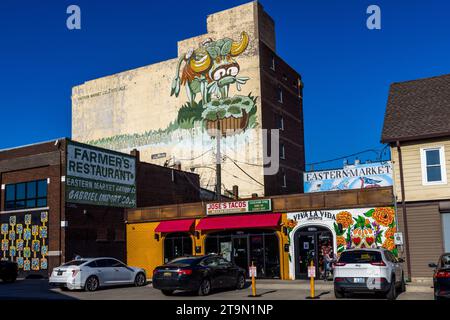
170;31;257;137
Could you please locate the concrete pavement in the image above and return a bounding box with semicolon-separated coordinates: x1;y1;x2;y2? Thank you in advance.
0;278;434;300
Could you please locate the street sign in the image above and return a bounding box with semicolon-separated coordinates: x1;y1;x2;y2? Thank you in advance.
308;266;316;278
249;266;257;278
394;232;404;245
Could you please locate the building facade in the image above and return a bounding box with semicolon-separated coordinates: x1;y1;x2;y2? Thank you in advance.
0;138;200;277
71;1;305;199
382;73;450;280
126;187;395;280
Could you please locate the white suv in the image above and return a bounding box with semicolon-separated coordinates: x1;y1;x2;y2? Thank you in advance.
333;248;406;300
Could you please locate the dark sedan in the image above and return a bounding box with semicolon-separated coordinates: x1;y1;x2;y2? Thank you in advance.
152;255;246;296
429;253;450;300
0;260;18;283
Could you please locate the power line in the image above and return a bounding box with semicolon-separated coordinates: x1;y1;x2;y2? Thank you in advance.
224;155;264;187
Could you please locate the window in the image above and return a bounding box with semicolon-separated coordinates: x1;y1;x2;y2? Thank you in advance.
4;179;48;210
420;147;447;185
277;86;283;103
277;115;284;131
280;143;286;160
282;74;288;81
270;55;276;70
281;170;287;188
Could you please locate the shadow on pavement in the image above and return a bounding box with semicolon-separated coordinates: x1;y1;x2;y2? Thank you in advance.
0;278;78;300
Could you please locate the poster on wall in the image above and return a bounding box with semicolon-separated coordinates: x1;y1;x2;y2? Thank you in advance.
303;162;392;193
66;140;136;208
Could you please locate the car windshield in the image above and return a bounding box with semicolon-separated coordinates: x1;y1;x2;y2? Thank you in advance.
167;258;200;265
62;260;88;266
339;251;382;264
441;255;450;268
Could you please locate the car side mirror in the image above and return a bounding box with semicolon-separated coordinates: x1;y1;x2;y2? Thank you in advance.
428;263;437;268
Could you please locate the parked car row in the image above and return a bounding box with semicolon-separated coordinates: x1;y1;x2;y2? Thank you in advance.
2;251;448;300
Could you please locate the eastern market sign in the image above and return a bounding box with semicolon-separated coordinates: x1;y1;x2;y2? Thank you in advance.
206;199;272;215
65;140;137;208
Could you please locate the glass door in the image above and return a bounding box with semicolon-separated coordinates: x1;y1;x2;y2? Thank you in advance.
296;232;316;279
232;236;249;272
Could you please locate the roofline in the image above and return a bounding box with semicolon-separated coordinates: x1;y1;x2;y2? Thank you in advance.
0;137;67;153
382;131;450;144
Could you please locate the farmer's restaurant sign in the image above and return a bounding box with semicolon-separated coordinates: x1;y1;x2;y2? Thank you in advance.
206;199;272;215
304;161;392;193
66;141;136;208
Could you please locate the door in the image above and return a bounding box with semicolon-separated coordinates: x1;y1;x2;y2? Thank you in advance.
110;259;134;283
94;259;117;285
296;233;316;279
232;236;249;273
249;234;265;277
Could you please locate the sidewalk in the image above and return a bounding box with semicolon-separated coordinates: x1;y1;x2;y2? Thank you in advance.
254;279;433;293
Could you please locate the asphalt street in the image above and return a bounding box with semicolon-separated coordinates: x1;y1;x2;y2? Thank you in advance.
0;278;434;300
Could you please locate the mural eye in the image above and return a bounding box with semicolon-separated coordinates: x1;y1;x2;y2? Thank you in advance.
213;68;227;81
227;66;239;76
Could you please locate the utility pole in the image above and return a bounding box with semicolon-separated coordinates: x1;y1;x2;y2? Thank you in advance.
215;122;222;200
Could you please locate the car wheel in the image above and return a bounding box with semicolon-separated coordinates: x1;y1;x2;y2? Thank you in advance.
334;288;344;299
198;279;211;296
134;272;146;287
236;274;245;290
161;290;174;296
84;276;99;292
386;277;397;300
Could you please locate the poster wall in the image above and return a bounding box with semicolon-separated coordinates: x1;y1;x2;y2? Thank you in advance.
66;141;136;208
304;162;392;193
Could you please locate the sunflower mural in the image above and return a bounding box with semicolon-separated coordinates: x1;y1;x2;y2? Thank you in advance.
170;31;257;137
334;207;398;256
284;219;298;262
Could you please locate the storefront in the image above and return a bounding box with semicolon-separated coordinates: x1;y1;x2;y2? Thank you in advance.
286;207;398;279
126;187;396;280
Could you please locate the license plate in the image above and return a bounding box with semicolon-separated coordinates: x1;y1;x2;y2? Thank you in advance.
354;277;365;283
163;272;172;277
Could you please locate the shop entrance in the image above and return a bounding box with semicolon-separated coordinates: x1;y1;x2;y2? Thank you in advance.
294;226;333;279
205;229;280;278
163;233;193;263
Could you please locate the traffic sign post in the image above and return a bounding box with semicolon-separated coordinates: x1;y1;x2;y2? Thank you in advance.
248;262;261;297
306;260;320;299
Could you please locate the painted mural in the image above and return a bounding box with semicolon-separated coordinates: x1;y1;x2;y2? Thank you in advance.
171;31;256;136
1;212;48;272
304;162;393;193
87;31;257;150
285;207;398;279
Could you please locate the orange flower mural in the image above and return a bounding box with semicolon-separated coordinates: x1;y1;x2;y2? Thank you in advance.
336;211;353;228
382;237;395;251
385;227;396;239
372;207;395;227
336;236;346;247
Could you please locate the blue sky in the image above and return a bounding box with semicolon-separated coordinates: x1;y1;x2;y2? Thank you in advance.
1;0;449;169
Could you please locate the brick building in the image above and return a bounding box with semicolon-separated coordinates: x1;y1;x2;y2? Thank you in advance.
0;138;200;277
71;1;305;198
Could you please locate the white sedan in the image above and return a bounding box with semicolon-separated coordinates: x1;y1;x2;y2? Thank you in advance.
49;257;147;291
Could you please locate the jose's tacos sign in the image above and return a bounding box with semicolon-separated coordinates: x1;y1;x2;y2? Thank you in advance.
66;141;136;208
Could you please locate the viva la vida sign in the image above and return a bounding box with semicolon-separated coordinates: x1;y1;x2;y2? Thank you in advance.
206;199;272;215
66;141;136;208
